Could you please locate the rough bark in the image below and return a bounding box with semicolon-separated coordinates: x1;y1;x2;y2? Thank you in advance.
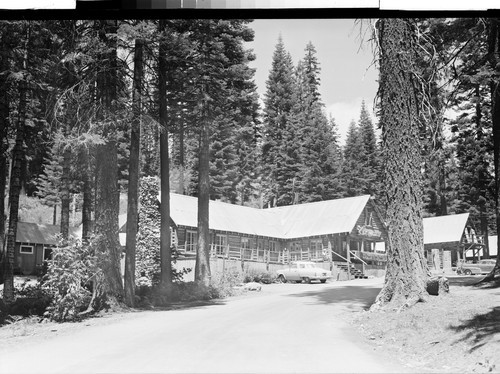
3;23;30;304
195;101;211;286
95;140;123;300
81;148;92;242
158;20;173;291
0;26;10;276
93;19;124;304
371;19;429;311
60;144;71;240
124;38;144;307
484;18;500;281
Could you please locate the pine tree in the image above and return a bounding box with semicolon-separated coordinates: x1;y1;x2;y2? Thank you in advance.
261;36;298;206
292;41;341;203
341;120;365;197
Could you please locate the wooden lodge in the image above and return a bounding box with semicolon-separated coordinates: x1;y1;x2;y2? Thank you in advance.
166;193;388;273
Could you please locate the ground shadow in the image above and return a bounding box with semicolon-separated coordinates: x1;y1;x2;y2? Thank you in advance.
286;284;381;310
448;306;500;352
135;299;227;313
448;275;486;287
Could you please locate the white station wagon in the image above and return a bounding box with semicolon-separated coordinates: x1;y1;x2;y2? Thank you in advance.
277;261;332;284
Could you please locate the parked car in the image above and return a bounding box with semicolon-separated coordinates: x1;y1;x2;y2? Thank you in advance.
276;261;332;283
456;259;496;275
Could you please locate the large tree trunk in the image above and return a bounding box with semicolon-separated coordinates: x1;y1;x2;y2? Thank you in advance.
60;143;71;240
485;18;500;280
81;148;92;242
92;19;124;306
124;38;144;307
158;20;173;291
195;99;211;286
0;25;10;280
372;19;429;310
3;23;30;304
95;141;123;302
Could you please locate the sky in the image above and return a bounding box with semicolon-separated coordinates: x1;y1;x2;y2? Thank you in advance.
247;19;379;143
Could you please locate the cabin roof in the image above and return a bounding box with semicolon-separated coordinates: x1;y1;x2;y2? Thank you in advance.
423;213;470;244
16;222;80;245
165;193;372;239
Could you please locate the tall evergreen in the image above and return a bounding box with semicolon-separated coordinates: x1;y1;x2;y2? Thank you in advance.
358;100;380;195
293;42;341;202
261;36;298;206
341;120;365;197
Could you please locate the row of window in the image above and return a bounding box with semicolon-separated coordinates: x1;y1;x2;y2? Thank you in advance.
183;231;324;253
19;245;52;261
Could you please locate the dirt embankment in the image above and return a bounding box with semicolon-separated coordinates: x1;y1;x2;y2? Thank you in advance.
351;279;500;373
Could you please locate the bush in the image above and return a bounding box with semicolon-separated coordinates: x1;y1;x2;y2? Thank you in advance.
0;281;52;325
42;237;97;322
242;269;276;284
136;271;244;307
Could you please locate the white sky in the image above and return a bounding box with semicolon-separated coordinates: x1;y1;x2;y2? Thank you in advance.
247;18;379;144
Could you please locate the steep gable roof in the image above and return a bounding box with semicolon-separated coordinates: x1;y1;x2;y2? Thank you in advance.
423;213;470;244
166;193;372;239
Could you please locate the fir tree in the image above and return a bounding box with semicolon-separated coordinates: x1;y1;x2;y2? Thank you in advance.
261;36;298;206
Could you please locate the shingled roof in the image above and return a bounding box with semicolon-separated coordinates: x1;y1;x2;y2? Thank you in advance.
165;193;372;239
423;213;470;244
16;222;81;245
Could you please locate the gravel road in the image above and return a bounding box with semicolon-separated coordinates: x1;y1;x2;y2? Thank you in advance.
0;278;407;373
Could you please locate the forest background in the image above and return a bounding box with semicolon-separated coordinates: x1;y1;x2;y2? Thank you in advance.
0;18;498;311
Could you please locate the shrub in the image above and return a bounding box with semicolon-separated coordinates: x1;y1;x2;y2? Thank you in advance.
43;237;97;322
136;271;243;307
243;269;276;284
135;176;191;286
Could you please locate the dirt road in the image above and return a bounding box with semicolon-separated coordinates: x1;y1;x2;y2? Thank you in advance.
0;278;406;373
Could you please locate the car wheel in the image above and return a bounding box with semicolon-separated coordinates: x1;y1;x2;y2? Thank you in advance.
464;269;472;276
278;274;286;283
320;279;326;283
303;277;311;284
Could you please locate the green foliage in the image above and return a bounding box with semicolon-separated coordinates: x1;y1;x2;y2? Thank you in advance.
18;195;56;225
261;36;298;206
242;269;276;284
135;176;190;286
137;270;243;307
43;237;97;322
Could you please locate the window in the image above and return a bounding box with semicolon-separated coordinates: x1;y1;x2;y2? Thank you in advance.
186;230;197;252
215;234;227;255
310;239;322;252
43;247;53;261
241;238;249;249
20;245;34;254
269;241;277;252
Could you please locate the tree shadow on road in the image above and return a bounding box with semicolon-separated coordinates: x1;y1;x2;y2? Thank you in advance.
448;306;500;353
140;299;227;312
286;285;381;311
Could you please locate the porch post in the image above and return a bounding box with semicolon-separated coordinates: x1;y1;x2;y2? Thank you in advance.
346;235;351;280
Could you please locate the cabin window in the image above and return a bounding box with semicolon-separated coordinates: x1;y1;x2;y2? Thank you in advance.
310;239;322;252
215;234;227;255
241;237;249;249
269;241;277;252
20;245;34;254
43;247;53;261
186;230;197;252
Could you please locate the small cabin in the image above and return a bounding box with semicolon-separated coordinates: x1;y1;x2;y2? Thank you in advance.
14;222;80;275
